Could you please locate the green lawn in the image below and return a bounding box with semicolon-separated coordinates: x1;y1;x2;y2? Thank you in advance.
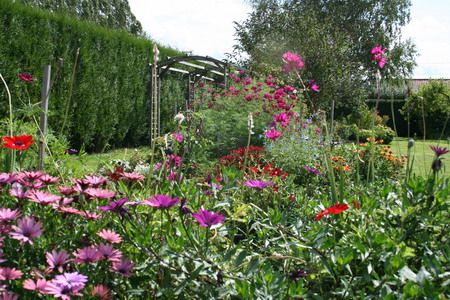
390;137;450;178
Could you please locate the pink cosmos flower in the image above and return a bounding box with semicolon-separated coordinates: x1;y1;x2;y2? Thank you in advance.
97;243;123;262
371;45;388;68
9;217;44;245
0;267;23;280
46;250;70;272
282;52;304;72
84;188;116;200
96;229;123;244
244;179;274;190
143;194;181;209
308;80;320;92
23;278;50;293
273;112;290;127
27;190;61;204
92;284;112;299
0;208;22;223
111;258;135;277
265;129;282;141
19;73;33;82
72;246;102;264
192;209;225;227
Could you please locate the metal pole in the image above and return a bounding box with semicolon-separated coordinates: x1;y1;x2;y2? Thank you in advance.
330;100;335;137
38;65;51;170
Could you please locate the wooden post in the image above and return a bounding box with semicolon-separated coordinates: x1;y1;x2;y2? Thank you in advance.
38;65;51;170
330;100;335;137
150;45;160;147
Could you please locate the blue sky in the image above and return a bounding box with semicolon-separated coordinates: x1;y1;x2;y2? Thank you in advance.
129;0;450;79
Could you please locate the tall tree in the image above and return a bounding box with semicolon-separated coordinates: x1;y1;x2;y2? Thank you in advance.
232;0;417;114
15;0;143;35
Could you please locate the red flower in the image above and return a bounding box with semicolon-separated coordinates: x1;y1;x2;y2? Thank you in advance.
315;203;349;220
2;135;34;150
19;73;33;82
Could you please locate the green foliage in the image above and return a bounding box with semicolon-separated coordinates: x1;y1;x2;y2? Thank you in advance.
0;0;185;151
233;0;417;112
401;80;450;139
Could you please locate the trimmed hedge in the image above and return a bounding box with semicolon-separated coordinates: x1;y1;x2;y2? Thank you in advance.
0;0;185;151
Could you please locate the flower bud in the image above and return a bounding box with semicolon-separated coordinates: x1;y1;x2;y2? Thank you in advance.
408;139;415;148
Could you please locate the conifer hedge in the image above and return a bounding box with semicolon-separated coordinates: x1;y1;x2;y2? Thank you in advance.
0;0;185;151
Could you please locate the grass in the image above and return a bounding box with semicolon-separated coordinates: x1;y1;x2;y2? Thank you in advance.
390;137;450;178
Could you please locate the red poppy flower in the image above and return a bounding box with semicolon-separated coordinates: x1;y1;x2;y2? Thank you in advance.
2;135;35;150
19;73;33;82
315;203;349;220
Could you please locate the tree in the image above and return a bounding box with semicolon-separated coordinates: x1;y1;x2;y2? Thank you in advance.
15;0;143;35
232;0;417;114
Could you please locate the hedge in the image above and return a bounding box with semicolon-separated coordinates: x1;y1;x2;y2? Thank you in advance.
0;0;186;151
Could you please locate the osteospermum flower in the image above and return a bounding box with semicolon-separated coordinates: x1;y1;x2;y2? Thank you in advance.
92;284;112;299
97;243;122;262
120;172;145;181
192;209;225;227
9;217;44;245
304;167;323;175
1;135;34;150
144;194;181;209
98;197;130;216
39;174;60;185
315;203;349;220
84;188;116;200
0;208;22;223
244;179;274;190
430;145;449;156
282;52;304;72
9;184;30;200
23;278;50;293
46;250;70;272
308;80;320;92
84;175;108;187
27;190;61;204
0;173;20;185
72;246;102;264
96;229;123;244
53;272;88;290
0;267;23;280
0;291;19;300
111;258;135;277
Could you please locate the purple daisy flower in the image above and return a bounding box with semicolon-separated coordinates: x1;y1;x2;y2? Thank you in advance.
304;166;323;175
244;179;274;190
430;145;449;156
143;194;181;209
192;209;225;227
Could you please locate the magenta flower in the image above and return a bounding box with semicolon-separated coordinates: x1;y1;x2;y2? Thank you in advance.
110;258;135;277
9;183;30;200
39;174;60;185
98;197;131;216
273;112;290;127
430;145;449;156
0;173;20;185
19;73;33;82
304;167;323;175
173;133;184;142
143;194;181;209
46;272;87;299
92;284;112;299
371;45;388;68
84;175;108;187
96;229;123;244
9;217;44;245
58;186;76;196
27;190;61;204
265;129;282;141
53;272;88;289
0;291;18;300
97;243;123;262
84;188;116;200
72;246;102;264
0;267;23;280
244;179;274;189
308;80;320;92
282;52;304;72
23;278;50;293
192;209;225;227
46;250;70;272
120;172;145;181
0;208;22;223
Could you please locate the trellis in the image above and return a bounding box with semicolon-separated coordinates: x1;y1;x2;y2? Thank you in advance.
150;46;250;144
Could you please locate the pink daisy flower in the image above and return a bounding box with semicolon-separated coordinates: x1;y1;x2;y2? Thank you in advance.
97;243;122;262
58;186;76;196
0;267;23;280
84;175;108;187
0;208;22;223
120;172;145;181
111;258;135;277
72;246;102;264
84;188;116;200
96;229;123;244
8;185;30;200
9;217;44;245
46;250;70;272
23;278;50;293
91;284;112;299
0;291;18;300
39;174;60;185
27;190;61;204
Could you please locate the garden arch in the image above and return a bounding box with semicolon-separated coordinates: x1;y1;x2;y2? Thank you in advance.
150;46;251;143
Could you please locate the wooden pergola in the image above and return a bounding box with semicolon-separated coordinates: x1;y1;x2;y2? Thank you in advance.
150;45;251;143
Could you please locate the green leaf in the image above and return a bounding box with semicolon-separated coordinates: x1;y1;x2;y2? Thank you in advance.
234;251;247;268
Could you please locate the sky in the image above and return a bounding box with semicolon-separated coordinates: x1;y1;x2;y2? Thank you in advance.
128;0;450;79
